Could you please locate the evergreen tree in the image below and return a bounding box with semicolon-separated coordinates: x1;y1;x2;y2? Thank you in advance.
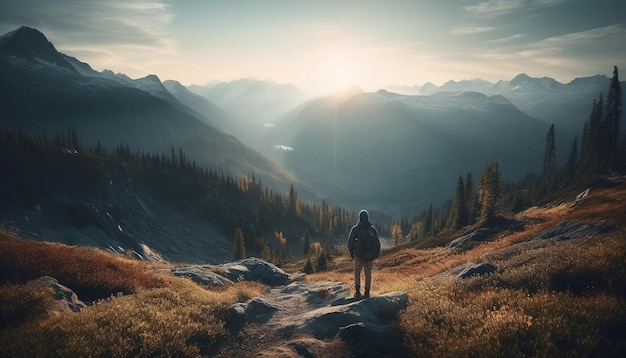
543;124;557;185
233;228;246;260
422;204;433;238
303;258;314;274
391;220;403;246
580;95;603;175
478;159;503;226
464;172;478;224
302;230;311;256
451;176;468;229
316;251;328;272
605;66;622;168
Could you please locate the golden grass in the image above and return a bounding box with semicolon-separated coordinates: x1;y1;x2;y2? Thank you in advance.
0;231;166;301
0;273;264;357
308;184;626;356
2;183;625;357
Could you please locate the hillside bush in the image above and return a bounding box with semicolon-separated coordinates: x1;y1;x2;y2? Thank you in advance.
0;274;263;357
0;233;163;301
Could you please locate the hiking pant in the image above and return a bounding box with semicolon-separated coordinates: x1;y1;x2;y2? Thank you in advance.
354;256;373;291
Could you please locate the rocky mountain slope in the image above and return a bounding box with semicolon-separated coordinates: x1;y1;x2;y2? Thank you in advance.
0;26;302;194
268;87;549;213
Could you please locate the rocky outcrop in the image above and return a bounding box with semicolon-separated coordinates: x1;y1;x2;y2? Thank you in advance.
457;262;497;279
27;276;87;314
222;279;408;357
448;228;491;252
155;258;290;288
215;258;291;286
525;220;611;241
154;266;234;287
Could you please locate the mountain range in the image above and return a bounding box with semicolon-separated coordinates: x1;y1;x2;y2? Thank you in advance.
0;26;302;194
1;26;623;257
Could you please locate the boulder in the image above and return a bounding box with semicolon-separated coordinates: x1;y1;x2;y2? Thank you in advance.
338;322;406;357
526;220;611;242
448;228;491;252
246;297;279;323
225;297;279;333
27;276;87;314
219;258;291;286
457;262;497;279
288;291;408;339
154;266;233;287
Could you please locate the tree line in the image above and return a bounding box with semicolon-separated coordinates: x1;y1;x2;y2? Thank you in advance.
389;66;623;246
0;128;361;264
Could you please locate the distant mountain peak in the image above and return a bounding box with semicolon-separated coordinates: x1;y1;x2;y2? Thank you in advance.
0;26;77;74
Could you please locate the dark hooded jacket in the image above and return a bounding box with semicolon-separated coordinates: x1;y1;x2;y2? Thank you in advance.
347;210;380;260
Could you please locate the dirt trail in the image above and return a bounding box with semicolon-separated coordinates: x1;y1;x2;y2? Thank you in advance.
214;280;353;357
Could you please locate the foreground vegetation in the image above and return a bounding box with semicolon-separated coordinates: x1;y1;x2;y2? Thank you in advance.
0;231;264;357
309;184;626;357
1;182;625;356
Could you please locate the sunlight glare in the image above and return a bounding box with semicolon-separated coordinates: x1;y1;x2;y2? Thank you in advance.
312;56;362;96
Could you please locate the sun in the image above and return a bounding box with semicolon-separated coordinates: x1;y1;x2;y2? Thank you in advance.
311;56;362;95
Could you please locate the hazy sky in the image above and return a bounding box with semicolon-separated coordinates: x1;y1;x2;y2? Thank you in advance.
1;0;624;95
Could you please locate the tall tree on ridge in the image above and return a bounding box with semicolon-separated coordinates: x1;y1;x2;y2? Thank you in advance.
451;176;468;229
605;66;623;169
543;124;557;186
478;159;503;226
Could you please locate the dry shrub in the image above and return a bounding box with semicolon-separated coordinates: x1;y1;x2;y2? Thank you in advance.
0;233;163;301
0;276;265;357
0;284;53;330
401;278;626;357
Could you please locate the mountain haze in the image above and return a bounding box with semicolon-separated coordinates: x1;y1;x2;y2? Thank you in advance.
0;26;302;194
269;88;549;213
414;74;626;164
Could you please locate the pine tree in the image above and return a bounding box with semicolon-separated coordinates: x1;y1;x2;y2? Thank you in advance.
580;95;603;175
233;228;246;260
478;159;503;226
451;176;468;229
302;230;311;256
422;204;433;238
543;124;557;186
605;66;622;168
391;220;403;246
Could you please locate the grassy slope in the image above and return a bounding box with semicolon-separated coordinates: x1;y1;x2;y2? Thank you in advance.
0;232;265;357
1;180;625;357
308;180;626;356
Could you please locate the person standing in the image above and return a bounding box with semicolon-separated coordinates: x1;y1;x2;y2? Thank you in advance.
347;209;380;299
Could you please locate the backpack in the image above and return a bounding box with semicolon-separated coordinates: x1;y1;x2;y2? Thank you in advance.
355;225;380;261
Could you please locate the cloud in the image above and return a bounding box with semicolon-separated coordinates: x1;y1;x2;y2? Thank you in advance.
449;26;495;35
486;33;526;43
464;0;565;17
0;0;173;47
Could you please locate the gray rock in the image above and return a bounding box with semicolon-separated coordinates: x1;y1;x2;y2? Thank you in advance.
220;258;291;286
338;322;405;358
154;266;233;287
449;228;491;251
27;276;87;314
457;262;497;279
526;220;611;242
293;291;408;339
225;297;279;333
246;297;279;323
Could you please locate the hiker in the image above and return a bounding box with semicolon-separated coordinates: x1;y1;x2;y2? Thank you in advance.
347;209;381;299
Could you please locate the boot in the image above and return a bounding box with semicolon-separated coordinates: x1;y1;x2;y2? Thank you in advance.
354;286;362;299
364;289;370;298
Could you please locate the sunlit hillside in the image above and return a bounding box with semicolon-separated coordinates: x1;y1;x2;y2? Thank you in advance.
307;180;626;357
2;178;625;357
